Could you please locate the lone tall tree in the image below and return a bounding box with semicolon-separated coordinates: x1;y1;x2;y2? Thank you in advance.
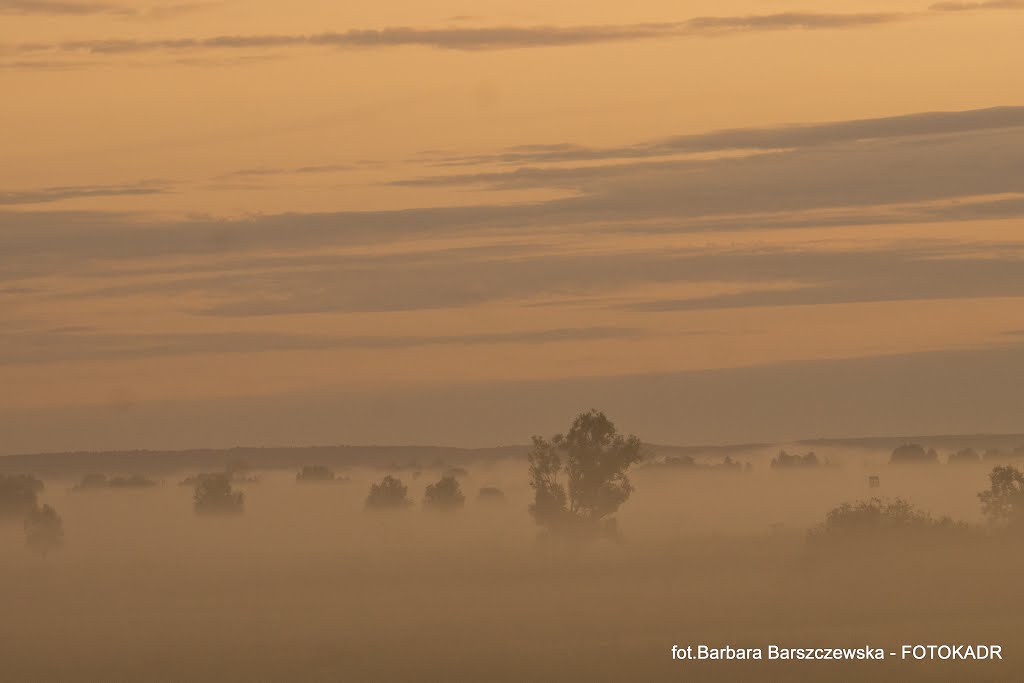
527;410;643;538
979;465;1024;528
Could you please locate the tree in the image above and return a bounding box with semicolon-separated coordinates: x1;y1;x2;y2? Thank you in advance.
365;475;411;510
24;504;64;555
423;475;465;512
527;410;643;538
193;473;244;515
0;474;44;519
978;465;1024;528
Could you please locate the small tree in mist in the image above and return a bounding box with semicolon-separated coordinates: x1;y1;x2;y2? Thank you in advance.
24;504;64;555
0;474;44;519
978;465;1024;529
527;410;643;540
365;475;411;510
423;475;465;512
193;473;244;516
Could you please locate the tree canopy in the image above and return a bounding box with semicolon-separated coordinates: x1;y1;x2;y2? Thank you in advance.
365;475;411;510
978;465;1024;529
423;475;465;512
527;410;643;538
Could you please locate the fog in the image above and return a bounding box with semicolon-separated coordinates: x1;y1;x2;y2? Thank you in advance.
2;441;1021;682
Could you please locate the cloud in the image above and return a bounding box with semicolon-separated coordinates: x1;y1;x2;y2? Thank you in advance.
0;0;125;15
11;12;909;57
3;342;1023;451
0;181;169;206
0;326;644;365
429;106;1024;166
221;163;358;178
930;0;1024;10
3;106;1024;319
0;0;212;17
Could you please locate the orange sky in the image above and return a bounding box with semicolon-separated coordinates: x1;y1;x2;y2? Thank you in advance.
1;0;1023;452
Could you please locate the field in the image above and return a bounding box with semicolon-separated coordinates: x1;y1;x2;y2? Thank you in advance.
2;445;1022;682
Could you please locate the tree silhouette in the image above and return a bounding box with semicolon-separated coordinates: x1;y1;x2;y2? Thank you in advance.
527;410;643;538
193;473;244;515
423;475;465;512
24;504;64;555
0;474;44;519
978;465;1024;528
365;475;411;510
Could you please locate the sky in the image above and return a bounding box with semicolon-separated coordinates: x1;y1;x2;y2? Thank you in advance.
1;0;1023;453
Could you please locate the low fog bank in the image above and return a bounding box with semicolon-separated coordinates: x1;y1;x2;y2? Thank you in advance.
3;427;1024;681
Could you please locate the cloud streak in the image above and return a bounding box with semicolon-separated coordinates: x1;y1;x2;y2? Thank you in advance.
0;181;169;206
0;0;212;17
12;12;910;57
0;326;644;365
427;106;1024;166
930;0;1024;10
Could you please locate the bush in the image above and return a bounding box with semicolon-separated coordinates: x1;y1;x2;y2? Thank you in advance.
75;473;157;490
947;448;981;465
477;486;505;502
193;473;244;515
74;473;110;490
0;474;44;519
25;504;64;555
889;444;938;465
296;465;335;482
423;475;465;512
365;475;411;510
810;497;965;545
770;450;820;469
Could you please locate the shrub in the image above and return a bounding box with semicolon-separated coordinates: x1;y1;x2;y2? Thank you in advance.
947;448;981;465
193;473;244;515
770;450;820;469
810;497;965;545
25;504;64;555
477;486;505;502
423;475;465;512
0;474;44;519
889;444;938;465
365;475;411;510
296;465;336;482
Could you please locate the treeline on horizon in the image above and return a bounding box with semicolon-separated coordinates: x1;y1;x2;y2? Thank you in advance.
3;433;1024;479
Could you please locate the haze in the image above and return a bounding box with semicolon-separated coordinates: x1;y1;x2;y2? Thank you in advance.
2;0;1023;453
